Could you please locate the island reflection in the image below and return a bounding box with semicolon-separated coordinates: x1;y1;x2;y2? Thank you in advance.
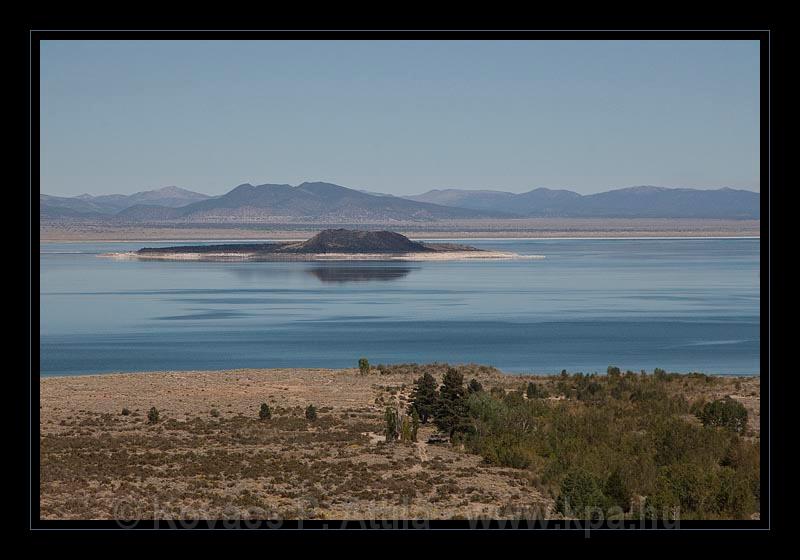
307;265;415;284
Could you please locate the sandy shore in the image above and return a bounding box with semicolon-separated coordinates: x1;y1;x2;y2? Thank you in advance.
40;366;760;521
103;250;536;262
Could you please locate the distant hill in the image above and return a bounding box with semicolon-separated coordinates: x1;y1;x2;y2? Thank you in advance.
406;187;581;215
115;182;502;223
40;186;211;219
405;186;759;219
41;182;760;223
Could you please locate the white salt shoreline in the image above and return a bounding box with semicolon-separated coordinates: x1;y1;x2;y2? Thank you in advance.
101;250;542;262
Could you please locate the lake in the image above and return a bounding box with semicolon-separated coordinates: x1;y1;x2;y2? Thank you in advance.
39;238;760;376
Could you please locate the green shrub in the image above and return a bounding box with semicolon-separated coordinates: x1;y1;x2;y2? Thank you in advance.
555;470;610;519
419;365;760;520
643;481;680;520
714;466;756;519
503;390;525;407
400;415;413;443
478;437;535;469
697;397;748;434
259;403;272;420
358;357;370;375
384;407;399;442
305;404;318;421
604;468;631;512
147;407;159;424
468;378;483;394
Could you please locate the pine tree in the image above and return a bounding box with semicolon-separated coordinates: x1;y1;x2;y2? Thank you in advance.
409;372;438;424
434;368;471;438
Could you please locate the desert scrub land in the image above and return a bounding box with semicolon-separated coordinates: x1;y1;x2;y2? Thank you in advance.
39;364;759;521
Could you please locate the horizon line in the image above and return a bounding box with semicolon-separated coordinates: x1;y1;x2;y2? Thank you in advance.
42;182;762;199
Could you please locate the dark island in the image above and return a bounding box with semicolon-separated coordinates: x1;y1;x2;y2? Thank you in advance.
113;229;528;261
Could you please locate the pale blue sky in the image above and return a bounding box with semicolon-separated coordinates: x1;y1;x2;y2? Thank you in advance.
40;40;760;197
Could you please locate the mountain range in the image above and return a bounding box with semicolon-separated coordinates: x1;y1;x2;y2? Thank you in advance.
40;186;211;218
40;182;760;222
405;186;759;219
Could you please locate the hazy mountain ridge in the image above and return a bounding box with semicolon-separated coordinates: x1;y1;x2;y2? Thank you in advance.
41;182;760;222
40;186;211;218
405;186;759;219
112;182;501;222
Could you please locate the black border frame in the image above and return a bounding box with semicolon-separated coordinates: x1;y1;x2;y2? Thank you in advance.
27;27;780;539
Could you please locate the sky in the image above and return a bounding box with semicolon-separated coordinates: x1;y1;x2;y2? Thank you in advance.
40;40;760;197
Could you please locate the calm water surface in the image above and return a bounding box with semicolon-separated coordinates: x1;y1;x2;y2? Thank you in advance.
39;238;760;376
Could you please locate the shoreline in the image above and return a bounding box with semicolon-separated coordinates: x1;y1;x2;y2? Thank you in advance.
102;250;534;262
40;366;761;379
39;218;760;242
41;235;761;244
42;230;762;242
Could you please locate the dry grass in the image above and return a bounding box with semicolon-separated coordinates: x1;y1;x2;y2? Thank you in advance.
40;366;547;520
40;366;759;520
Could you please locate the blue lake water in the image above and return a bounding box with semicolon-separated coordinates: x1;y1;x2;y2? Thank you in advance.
39;238;760;376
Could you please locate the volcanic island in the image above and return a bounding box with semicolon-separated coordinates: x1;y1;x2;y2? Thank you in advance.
109;229;533;261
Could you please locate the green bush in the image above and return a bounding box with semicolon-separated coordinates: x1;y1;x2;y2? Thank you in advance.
358;357;370;375
384;407;399;442
430;368;758;520
305;404;318;421
526;382;548;399
555;470;610;519
147;407;159;424
259;403;272;420
714;466;756;519
410;408;420;442
503;390;525;407
400;415;413;443
477;437;535;469
643;481;680;520
697;397;748;434
468;378;483;394
604;468;631;512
